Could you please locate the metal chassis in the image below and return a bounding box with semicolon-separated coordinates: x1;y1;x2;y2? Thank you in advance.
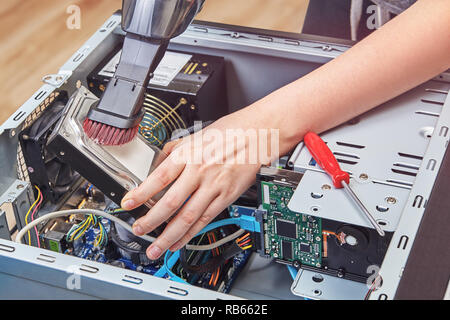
0;12;449;299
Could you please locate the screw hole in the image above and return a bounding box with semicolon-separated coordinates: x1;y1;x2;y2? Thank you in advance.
312;274;324;283
311;192;323;199
376;205;389;213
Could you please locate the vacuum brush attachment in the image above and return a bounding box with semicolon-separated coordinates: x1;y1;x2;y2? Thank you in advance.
84;0;206;145
83;35;168;146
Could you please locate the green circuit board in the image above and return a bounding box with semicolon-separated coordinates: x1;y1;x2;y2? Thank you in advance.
261;181;322;267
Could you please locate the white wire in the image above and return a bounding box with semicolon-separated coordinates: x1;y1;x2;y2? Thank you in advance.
15;209;244;251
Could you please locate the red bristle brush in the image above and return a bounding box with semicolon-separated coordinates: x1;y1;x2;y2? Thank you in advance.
83;118;140;146
82;34;169;146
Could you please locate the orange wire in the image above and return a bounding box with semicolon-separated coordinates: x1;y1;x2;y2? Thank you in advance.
207;233;215;286
213;267;220;287
237;233;250;243
322;230;337;237
212;232;219;255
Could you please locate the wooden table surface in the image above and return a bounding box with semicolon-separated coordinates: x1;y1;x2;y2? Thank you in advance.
0;0;308;124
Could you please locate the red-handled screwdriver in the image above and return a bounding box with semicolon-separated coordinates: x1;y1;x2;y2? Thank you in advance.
304;132;385;237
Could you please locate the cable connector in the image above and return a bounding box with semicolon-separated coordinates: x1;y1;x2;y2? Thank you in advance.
237;214;261;233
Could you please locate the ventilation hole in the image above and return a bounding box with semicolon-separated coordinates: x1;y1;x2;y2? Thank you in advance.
391;169;417;177
377;220;388;226
398;152;423;160
73;53;84;62
311;192;323;199
412;195;424;208
426;159;437;171
415;111;440;117
123;275;143;285
311;206;320;213
0;244;15;253
336;141;365;149
393;163;420;170
333;152;360;159
397;235;409;250
385;180;413;187
337;158;358;165
13;111;26;122
37;254;56;263
34;91;47;100
106;20;117;28
376;206;389;213
439;126;449;137
421;98;445;106
167;286;188;296
312;274;324;283
79;264;99;274
425;88;449;94
378;294;388;300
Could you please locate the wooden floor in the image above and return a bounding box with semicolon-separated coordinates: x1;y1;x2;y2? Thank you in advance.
0;0;309;124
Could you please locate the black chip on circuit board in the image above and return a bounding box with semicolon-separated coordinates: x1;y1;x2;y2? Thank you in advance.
281;240;293;260
276;219;297;239
300;243;311;253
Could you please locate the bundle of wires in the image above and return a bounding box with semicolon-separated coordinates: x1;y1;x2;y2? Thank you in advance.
208;231;221;287
364;274;382;300
24;185;43;247
65;214;108;248
235;232;253;251
65;195;110;248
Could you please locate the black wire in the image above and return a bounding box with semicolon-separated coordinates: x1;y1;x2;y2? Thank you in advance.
179;242;242;274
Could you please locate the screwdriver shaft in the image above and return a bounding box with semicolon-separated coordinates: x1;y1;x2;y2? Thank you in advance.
342;182;385;237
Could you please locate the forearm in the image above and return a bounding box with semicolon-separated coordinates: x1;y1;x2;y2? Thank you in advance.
247;0;450;155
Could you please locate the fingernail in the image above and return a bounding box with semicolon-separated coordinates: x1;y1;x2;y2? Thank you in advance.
122;199;135;210
132;222;143;235
147;245;162;260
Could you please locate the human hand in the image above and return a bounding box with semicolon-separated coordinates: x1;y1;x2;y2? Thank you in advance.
121;107;279;260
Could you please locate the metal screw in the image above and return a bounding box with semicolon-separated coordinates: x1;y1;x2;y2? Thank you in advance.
110;192;116;197
59;151;65;156
359;173;369;180
28;167;34;173
386;197;397;204
16;184;24;190
321;184;331;190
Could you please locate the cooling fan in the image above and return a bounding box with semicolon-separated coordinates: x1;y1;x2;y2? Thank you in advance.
139;94;187;147
19;93;80;203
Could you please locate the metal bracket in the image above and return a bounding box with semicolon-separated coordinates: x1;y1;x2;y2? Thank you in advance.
291;268;367;300
0;210;10;241
288;81;450;231
42;71;72;88
0;180;32;233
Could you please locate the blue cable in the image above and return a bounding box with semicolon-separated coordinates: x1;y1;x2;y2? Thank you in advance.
287;265;298;280
155;216;260;281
